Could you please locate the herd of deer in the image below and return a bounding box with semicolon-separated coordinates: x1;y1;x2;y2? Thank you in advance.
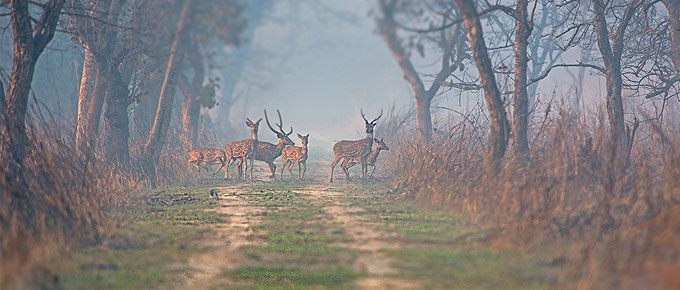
187;109;388;182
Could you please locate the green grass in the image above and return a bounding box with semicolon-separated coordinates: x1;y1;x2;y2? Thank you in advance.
224;199;362;289
45;186;223;289
346;187;555;290
230;267;361;289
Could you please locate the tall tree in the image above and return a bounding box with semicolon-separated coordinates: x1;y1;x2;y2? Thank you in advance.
591;0;643;151
140;0;193;183
71;0;126;154
512;0;532;154
453;0;510;167
377;0;466;140
0;0;66;240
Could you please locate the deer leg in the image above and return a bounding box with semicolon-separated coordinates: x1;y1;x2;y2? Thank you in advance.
342;160;352;181
329;155;342;183
237;158;244;180
288;161;296;180
267;161;276;179
224;157;233;179
281;159;288;180
369;164;377;178
213;160;226;175
359;159;366;180
249;157;255;182
297;162;301;180
301;161;307;180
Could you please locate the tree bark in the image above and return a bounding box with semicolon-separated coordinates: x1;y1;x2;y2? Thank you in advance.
592;0;639;151
72;0;124;154
1;0;65;235
513;0;531;154
415;95;433;139
75;49;96;141
180;40;203;147
103;65;131;165
667;0;680;72
141;0;193;183
378;0;455;140
454;0;510;167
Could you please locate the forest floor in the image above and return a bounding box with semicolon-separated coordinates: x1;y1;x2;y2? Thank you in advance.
45;161;559;289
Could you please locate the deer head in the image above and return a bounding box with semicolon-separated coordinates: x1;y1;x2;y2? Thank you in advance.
374;137;389;151
264;109;294;146
245;117;262;137
297;133;309;147
361;109;383;134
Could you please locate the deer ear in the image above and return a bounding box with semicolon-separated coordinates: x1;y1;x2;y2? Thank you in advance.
256;118;262;124
306;134;310;138
245;120;251;126
297;133;303;139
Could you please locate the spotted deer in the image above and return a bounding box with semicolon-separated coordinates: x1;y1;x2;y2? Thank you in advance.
281;133;309;180
246;109;295;180
188;148;227;174
330;109;382;182
224;118;261;181
341;137;389;178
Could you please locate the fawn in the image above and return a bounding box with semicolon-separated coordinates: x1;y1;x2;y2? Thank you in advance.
330;109;382;182
188;148;227;175
248;109;295;180
281;133;309;180
341;137;389;178
224;118;261;181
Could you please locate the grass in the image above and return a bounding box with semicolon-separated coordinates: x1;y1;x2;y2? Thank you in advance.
221;187;362;289
42;186;223;289
345;187;556;290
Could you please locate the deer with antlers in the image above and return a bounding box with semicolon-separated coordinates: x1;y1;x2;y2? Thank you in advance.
245;109;295;180
281;133;309;180
330;109;382;182
224;117;261;181
341;137;389;179
188;148;227;174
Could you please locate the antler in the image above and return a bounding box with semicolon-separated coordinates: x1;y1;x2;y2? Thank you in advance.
361;109;369;125
371;109;383;124
264;109;281;134
277;109;294;136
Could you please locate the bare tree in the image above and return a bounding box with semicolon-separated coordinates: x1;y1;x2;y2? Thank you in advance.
453;0;510;167
140;0;193;183
377;0;466;140
71;0;126;154
0;0;66;232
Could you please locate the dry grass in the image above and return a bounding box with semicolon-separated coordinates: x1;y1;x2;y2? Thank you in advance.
0;119;133;288
386;106;680;289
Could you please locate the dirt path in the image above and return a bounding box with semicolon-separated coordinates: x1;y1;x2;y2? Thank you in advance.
177;162;422;289
299;184;421;289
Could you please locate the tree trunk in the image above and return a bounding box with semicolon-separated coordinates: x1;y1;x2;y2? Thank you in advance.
592;0;635;151
513;0;531;154
1;0;65;247
103;67;131;165
180;41;203;147
667;0;680;72
141;0;193;183
75;49;96;144
415;95;433;140
73;0;125;154
378;0;454;141
454;0;510;167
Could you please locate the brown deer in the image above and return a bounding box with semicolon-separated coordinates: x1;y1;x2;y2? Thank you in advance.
246;109;295;180
188;148;227;174
341;137;389;178
224;118;261;181
330;109;382;182
280;133;309;180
